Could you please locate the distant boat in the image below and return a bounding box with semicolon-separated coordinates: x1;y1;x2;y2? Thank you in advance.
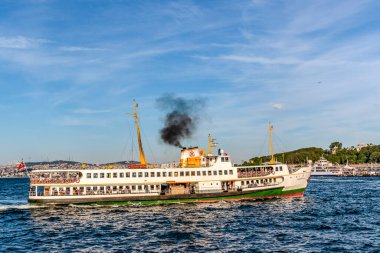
28;101;312;205
343;160;355;170
339;160;357;176
311;157;342;176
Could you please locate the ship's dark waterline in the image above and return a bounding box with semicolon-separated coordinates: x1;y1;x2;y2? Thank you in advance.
0;177;379;252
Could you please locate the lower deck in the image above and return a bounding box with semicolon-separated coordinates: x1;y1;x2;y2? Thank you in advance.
29;177;282;200
28;166;311;205
29;186;306;205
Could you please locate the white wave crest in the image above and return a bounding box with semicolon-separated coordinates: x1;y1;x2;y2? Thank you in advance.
0;204;47;211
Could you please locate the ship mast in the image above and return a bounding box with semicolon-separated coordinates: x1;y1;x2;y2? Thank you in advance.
129;99;147;166
207;134;217;155
269;123;275;164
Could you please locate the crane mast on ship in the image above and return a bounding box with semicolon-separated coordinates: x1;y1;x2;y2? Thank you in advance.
129;99;147;167
269;123;275;165
207;134;217;155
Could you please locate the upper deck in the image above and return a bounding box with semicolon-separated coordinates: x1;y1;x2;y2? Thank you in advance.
30;161;290;186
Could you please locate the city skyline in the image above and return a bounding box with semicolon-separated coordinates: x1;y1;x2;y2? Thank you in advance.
1;0;380;164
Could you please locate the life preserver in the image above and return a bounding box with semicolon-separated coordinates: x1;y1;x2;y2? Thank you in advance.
76;179;80;183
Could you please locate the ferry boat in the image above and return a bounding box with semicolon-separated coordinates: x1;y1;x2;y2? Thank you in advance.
311;157;342;176
28;101;311;205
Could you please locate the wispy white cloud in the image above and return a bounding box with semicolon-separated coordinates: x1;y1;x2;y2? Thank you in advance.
60;46;106;52
217;55;302;65
1;1;380;164
127;47;196;59
51;116;111;127
287;0;370;35
163;2;203;22
52;116;88;126
272;103;284;110
73;108;110;114
0;36;50;49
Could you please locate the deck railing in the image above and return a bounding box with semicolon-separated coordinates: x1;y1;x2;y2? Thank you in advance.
29;181;281;197
29;189;161;197
30;178;80;184
237;171;273;178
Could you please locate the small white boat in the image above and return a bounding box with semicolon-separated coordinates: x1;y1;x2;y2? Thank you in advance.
311;157;342;176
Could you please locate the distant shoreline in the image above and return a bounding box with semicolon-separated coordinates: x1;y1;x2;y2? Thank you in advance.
0;177;29;179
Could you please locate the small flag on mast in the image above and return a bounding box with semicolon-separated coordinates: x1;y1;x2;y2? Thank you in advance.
18;161;25;170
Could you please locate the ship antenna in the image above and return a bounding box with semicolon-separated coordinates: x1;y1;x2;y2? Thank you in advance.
208;133;217;155
269;123;275;165
128;99;147;166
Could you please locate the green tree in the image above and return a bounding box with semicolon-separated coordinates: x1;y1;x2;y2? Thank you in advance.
370;151;380;163
329;142;342;150
246;145;380;165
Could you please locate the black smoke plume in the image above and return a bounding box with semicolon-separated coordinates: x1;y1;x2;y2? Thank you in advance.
156;94;205;148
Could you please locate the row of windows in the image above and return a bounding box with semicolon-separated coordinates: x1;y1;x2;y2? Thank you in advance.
238;166;283;172
221;157;229;162
84;185;160;191
33;185;161;196
241;178;276;186
86;170;234;179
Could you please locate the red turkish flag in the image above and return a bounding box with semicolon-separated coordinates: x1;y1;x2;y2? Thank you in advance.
18;162;25;170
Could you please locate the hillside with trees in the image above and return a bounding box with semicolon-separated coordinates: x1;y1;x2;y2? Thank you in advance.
244;143;380;165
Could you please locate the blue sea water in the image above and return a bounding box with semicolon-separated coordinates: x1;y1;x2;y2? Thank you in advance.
0;177;379;253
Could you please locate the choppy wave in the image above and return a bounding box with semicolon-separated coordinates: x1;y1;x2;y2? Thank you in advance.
0;204;31;211
0;177;379;252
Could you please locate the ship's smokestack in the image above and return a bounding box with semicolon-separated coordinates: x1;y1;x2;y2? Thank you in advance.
156;94;204;148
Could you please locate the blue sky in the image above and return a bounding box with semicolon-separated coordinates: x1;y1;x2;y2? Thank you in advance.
1;0;380;164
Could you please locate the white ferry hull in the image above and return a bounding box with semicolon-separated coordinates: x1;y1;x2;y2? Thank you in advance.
28;165;311;205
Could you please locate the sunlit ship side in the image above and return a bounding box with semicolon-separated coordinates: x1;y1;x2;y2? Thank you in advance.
28;101;311;205
28;159;311;205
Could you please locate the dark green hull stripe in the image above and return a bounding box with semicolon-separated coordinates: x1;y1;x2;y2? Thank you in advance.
92;187;306;206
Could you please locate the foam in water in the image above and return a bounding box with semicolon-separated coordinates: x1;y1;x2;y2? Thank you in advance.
0;204;35;211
